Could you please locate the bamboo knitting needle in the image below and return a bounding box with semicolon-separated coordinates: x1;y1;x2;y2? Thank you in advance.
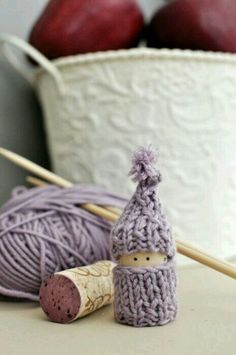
0;148;118;223
1;147;236;279
27;176;123;215
26;176;236;278
177;240;236;279
26;176;121;215
26;175;236;279
26;176;47;187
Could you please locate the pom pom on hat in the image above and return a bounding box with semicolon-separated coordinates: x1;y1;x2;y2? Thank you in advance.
129;146;162;184
111;146;175;259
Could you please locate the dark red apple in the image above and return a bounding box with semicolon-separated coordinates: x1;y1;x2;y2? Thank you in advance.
29;0;144;59
147;0;236;53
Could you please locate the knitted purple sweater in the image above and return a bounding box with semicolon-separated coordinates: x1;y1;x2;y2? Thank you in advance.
111;147;178;327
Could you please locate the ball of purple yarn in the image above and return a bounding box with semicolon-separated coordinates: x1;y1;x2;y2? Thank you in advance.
0;185;126;301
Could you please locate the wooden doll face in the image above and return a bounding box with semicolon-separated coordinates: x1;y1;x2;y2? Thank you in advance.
119;252;167;267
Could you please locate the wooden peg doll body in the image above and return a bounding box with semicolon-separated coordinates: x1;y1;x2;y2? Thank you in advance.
111;147;177;327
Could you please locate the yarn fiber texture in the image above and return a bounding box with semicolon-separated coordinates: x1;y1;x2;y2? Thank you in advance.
0;185;127;301
111;146;177;327
111;147;175;259
113;261;177;327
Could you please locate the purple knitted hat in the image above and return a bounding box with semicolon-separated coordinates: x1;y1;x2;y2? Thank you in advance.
111;147;175;259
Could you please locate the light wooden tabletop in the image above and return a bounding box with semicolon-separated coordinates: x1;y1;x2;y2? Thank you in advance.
1;262;236;355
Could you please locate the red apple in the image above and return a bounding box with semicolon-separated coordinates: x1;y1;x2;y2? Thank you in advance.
29;0;144;59
147;0;236;53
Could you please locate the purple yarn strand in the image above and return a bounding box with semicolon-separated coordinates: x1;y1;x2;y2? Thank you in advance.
0;185;127;300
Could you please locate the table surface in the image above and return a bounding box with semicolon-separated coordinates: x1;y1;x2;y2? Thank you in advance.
1;262;236;355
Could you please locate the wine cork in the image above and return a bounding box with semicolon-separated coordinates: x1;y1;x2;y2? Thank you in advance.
39;260;115;323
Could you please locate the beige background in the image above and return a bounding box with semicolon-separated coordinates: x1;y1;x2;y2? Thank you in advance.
1;263;236;355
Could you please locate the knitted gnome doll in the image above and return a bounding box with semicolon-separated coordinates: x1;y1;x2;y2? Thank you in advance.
111;147;177;327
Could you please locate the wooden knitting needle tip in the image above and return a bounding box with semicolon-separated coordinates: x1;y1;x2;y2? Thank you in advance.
176;240;236;280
